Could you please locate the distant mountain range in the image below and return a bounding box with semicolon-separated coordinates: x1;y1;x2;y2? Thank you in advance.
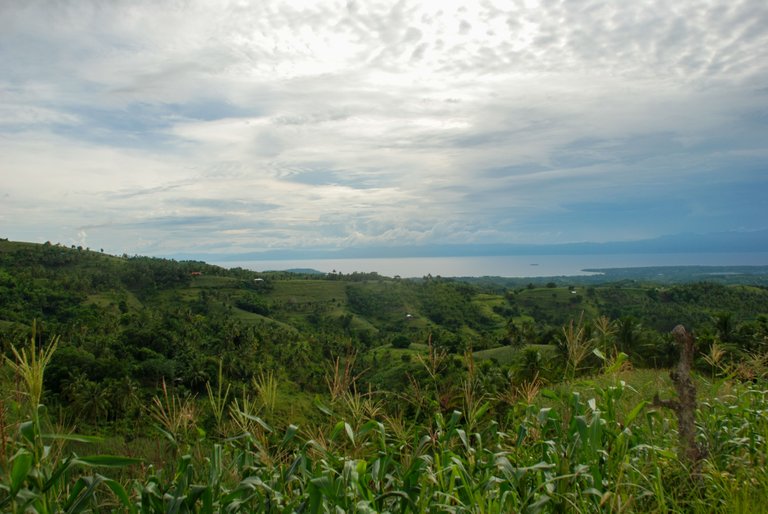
172;229;768;262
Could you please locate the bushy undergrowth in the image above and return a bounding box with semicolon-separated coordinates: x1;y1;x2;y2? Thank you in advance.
2;333;768;513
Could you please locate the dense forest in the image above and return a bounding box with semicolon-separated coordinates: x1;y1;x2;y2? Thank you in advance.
1;239;767;512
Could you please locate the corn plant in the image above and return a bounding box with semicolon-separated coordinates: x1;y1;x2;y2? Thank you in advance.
253;370;279;415
1;330;141;513
703;341;728;378
561;316;594;380
205;359;230;433
4;321;768;513
148;379;198;450
5;323;58;421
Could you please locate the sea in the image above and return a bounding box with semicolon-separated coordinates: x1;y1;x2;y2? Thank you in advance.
213;252;768;279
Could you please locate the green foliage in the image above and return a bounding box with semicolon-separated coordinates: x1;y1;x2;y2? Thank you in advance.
6;368;768;512
1;333;141;513
234;293;271;315
391;334;411;349
3;239;768;511
5;323;58;417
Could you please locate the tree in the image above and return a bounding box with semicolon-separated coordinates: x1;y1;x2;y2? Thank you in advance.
518;348;543;382
714;311;734;343
64;372;110;423
617;316;642;353
391;334;411;349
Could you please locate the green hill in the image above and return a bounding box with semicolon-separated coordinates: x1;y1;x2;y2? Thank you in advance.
2;239;768;511
1;237;768;428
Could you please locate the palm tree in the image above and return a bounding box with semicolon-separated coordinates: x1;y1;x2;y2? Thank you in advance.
65;373;110;423
617;316;642;354
714;312;734;343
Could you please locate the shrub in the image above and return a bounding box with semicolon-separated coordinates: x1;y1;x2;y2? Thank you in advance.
391;334;411;349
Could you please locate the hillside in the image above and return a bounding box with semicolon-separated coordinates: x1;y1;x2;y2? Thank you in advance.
2;239;768;511
2;238;767;410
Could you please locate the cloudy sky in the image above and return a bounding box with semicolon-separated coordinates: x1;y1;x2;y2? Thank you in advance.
1;0;767;257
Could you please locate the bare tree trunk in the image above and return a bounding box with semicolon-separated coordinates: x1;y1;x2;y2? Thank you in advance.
653;325;706;473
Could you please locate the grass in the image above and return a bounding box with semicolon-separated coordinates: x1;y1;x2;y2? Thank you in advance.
84;291;142;312
84;293;116;309
0;240;42;253
515;286;601;319
187;275;242;288
267;280;348;305
346;314;379;333
470;294;507;326
474;343;557;366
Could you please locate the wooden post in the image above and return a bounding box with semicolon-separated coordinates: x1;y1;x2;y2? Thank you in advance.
652;325;706;472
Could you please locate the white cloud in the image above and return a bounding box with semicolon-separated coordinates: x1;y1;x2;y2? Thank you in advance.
1;0;766;253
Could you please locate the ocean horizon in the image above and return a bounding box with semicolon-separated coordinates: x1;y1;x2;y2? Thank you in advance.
212;252;768;279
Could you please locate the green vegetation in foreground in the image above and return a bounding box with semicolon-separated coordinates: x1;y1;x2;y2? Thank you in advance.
2;329;768;512
1;238;768;511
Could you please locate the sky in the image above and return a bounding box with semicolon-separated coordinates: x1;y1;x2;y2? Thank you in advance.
1;0;767;258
